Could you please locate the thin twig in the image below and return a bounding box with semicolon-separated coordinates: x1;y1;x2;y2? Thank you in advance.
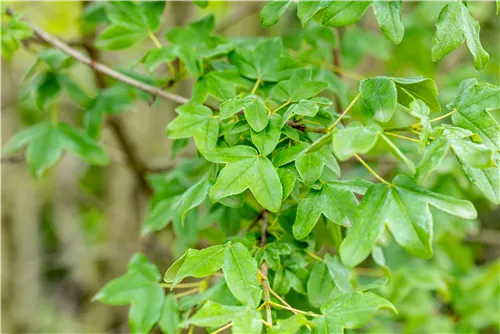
209;322;232;334
7;8;189;106
353;153;391;185
326;93;361;132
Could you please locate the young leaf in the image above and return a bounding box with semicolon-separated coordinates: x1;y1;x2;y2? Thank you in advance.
325;253;353;293
251;114;282;156
432;2;489;70
94;253;164;334
448;79;500;149
166;104;219;153
177;177;212;222
359;76;398;122
372;1;404;45
142;196;181;235
272;68;328;103
391;76;441;112
293;181;360;239
457;152;500;205
273;142;310;167
307;261;336;308
220;95;268;132
158;295;179;334
320;292;397;330
269;315;311;334
260;0;291;27
333;122;380;161
297;1;332;28
166;245;227;286
322;1;372;27
210;152;283;212
181;301;262;334
223;243;262;308
340;175;477;267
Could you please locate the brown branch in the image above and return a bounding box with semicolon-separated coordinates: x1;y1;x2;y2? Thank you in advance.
260;211;273;326
6;7;189;106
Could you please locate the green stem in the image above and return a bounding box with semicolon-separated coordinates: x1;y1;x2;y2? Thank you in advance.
383;132;420;143
430;109;456;123
251;76;261;94
271;100;291;114
326;93;360;132
353;153;391;185
148;30;162;48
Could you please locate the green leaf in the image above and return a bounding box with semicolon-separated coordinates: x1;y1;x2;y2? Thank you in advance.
340;175;477;267
417;126;494;182
325;254;353;293
333;122;380;161
177;177;212;222
359;77;398;122
274;142;309;167
205;146;258;163
210;152;283;212
278;165;300;200
448;79;500;149
295;151;324;185
142;196;180;235
297;1;332;28
3;121;108;178
432;1;489;70
193;1;209;8
158;295;179;334
378;132;416;174
322;1;372;27
293;181;360;239
251;114;282;156
220;95;268;132
307;261;336;308
372;1;404;45
181;301;262;334
432;2;464;63
271;68;328;103
321;292;396;330
228;38;284;81
288;99;320;117
166;104;219;153
94;253;164;334
260;0;291;27
96;1;164;50
270;315;311;334
391;76;441;112
142;45;178;72
36;71;61;110
1;13;33;59
223;243;262;308
457;152;500;205
57;74;92;107
166;245;227;285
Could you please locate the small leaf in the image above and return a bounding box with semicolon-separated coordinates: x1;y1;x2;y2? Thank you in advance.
158;295;180;334
391;76;440;112
177;177;212;222
210;153;283;212
372;1;404;45
297;1;332;28
223;243;262;308
307;261;336;308
251;114;282;156
359;76;398;122
322;1;372;27
167;245;227;286
325;254;353;293
260;0;291;27
220;95;268;132
333;122;380;161
321;292;397;330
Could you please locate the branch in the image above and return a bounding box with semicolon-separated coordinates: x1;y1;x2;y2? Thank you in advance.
7;8;189;106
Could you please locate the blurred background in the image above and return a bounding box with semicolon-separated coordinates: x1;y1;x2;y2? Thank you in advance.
1;1;499;333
